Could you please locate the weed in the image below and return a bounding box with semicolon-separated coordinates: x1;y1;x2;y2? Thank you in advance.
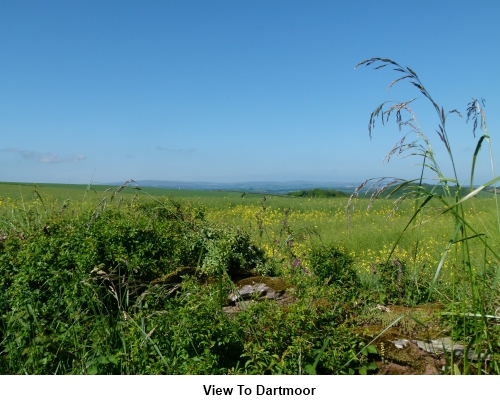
354;57;500;373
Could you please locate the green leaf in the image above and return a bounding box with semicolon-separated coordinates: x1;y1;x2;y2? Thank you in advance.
87;365;98;375
378;293;386;304
108;355;118;365
304;364;317;375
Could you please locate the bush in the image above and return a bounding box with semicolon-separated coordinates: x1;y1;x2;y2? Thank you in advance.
234;295;367;374
0;198;266;374
307;244;359;289
186;224;266;279
373;259;428;305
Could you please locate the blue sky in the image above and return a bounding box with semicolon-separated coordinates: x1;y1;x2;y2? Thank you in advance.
1;0;499;185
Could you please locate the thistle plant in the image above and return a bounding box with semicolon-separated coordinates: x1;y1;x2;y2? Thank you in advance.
352;57;500;374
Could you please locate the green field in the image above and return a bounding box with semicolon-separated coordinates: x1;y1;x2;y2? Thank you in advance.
2;181;497;280
1;180;499;374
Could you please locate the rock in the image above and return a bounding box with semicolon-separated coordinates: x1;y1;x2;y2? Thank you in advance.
391;339;410;349
376;338;439;375
230;283;268;301
222;276;296;317
414;337;491;362
377;304;391;313
227;276;293;305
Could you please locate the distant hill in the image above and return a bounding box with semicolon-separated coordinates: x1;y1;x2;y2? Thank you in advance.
287;188;349;198
102;179;493;199
105;180;360;194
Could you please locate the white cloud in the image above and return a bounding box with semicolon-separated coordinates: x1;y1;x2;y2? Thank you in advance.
67;154;86;162
1;148;87;164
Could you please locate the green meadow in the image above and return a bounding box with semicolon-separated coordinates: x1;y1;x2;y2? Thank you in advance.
1;179;499;374
3;180;496;279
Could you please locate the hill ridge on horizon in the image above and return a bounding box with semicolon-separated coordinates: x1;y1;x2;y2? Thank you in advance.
103;179;362;193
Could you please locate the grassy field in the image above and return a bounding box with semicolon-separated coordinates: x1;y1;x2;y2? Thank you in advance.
3;181;497;284
1;180;499;374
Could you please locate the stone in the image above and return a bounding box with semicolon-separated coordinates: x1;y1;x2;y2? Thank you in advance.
222;276;296;317
391;339;410;349
377;304;391;312
227;276;292;305
413;337;491;362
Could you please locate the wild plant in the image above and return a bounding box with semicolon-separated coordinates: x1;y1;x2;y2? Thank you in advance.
352;57;500;373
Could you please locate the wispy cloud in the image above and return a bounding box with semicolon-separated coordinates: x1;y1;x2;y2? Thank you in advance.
156;146;197;153
1;148;86;164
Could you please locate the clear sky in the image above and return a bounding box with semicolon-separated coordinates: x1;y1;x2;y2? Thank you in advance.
2;0;499;186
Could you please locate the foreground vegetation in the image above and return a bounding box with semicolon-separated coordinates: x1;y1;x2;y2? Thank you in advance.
0;182;498;374
0;191;372;374
1;59;499;374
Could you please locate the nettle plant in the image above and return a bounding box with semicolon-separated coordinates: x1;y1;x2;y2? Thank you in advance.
350;58;500;374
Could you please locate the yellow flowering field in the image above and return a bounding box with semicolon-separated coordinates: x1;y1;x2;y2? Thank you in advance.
1;182;499;282
205;194;500;280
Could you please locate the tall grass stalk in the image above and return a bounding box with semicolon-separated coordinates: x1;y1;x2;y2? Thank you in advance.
354;58;500;374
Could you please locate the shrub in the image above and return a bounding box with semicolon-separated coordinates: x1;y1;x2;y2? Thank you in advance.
307;244;359;289
0;197;266;374
186;224;266;279
373;259;428;305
